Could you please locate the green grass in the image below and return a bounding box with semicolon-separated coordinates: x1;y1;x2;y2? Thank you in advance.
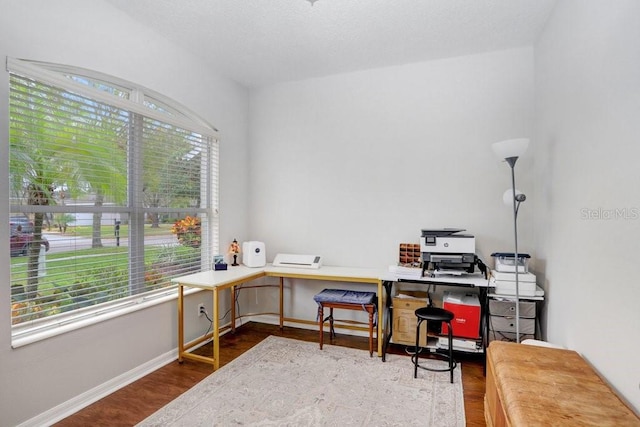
10;243;200;319
10;244;189;281
50;223;173;238
11;246;126;273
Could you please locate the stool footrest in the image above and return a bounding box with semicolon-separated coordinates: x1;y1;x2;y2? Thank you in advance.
412;352;458;373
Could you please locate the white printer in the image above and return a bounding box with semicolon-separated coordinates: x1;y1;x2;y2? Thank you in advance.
420;228;477;274
242;241;266;267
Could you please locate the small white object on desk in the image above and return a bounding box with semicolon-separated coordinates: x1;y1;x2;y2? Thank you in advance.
242;241;266;267
273;253;322;269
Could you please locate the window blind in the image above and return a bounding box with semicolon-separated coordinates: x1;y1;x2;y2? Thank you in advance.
8;59;219;336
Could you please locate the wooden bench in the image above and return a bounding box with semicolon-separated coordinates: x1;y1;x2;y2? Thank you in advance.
313;289;377;356
485;341;640;426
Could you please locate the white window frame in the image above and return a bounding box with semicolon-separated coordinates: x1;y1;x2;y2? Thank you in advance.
7;58;220;347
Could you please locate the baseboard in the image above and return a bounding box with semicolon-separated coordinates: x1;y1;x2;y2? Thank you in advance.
17;332;219;427
17;348;177;427
19;318;364;426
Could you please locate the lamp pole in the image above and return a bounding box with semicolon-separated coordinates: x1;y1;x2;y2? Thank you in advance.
506;156;521;343
492;138;529;344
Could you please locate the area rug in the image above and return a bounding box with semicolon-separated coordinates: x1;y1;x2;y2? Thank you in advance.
138;336;465;426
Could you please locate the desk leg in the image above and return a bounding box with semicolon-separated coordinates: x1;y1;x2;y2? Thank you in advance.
279;277;284;330
230;285;236;333
377;280;383;357
213;288;220;370
480;286;488;375
178;284;184;363
381;280;394;361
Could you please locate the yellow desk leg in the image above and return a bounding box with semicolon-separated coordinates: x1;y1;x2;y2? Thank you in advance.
377;280;383;357
279;276;284;330
213;288;220;370
178;284;185;363
230;285;236;333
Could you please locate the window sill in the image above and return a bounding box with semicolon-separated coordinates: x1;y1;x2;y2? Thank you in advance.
11;287;203;348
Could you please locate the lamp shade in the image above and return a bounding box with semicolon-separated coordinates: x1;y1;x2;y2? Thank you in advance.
492;138;529;160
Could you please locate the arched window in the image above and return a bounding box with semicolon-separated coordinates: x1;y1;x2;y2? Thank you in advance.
8;58;219;345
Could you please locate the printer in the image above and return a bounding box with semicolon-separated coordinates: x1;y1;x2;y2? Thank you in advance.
420;228;478;275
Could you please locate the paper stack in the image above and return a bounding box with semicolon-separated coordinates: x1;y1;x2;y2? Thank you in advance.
490;270;537;296
388;264;423;279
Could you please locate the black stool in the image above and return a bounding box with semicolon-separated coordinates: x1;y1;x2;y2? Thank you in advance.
412;306;457;383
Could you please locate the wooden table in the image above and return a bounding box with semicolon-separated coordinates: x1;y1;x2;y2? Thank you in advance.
172;265;386;369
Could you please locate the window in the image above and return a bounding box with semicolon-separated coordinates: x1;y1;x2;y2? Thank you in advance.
7;58;219;345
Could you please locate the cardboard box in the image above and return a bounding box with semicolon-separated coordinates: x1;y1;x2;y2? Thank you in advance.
442;292;481;339
392;291;429;346
394;290;429;302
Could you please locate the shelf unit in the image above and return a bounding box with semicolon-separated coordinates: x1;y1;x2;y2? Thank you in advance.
391;290;483;353
487;295;543;342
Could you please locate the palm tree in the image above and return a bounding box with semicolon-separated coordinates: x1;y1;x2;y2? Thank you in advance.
142;122;202;227
60;118;127;247
10;115;66;298
9;76;127;298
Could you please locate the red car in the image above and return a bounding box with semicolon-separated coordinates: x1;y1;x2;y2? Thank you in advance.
10;230;49;257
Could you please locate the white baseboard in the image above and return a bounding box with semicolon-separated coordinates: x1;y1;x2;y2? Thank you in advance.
19;318;366;426
18;334;217;427
17;348;178;427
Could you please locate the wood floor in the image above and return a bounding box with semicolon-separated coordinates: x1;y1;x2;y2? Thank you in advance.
55;322;486;426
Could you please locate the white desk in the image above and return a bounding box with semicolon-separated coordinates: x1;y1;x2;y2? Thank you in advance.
173;265;385;369
173;267;265;368
382;273;492;361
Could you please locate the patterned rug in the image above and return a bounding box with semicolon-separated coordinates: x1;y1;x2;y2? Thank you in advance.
138;336;465;426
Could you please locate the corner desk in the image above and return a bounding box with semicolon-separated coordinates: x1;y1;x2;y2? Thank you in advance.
173;265;491;369
172;265;386;369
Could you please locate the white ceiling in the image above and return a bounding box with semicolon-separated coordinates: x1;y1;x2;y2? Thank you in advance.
106;0;557;88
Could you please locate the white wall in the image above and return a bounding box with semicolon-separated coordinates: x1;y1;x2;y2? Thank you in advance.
247;48;535;322
534;0;640;412
5;0;638;423
0;1;250;425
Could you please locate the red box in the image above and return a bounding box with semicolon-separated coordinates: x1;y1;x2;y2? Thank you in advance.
442;292;481;339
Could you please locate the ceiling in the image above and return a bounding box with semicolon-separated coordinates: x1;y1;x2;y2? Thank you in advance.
106;0;557;88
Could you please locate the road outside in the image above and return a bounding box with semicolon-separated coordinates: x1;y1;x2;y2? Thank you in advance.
43;232;177;254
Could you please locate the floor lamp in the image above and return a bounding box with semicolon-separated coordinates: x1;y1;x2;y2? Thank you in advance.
492;138;529;343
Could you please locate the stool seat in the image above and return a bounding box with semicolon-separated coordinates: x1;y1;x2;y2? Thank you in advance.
413;306;457;383
314;289;377;356
313;289;376;306
415;306;454;322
